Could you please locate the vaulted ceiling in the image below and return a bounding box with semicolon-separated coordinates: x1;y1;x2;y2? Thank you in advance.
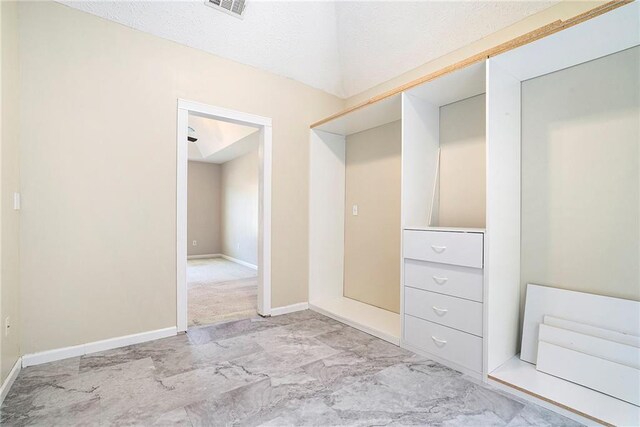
60;1;558;98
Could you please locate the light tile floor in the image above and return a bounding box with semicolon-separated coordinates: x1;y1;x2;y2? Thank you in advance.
1;311;582;426
188;258;257;326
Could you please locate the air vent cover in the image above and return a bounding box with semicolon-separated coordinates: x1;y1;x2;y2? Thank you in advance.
205;0;246;19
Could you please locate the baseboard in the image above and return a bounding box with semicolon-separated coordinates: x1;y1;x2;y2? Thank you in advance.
221;254;257;270
270;302;309;316
187;253;222;260
0;357;21;404
309;303;400;346
22;327;177;368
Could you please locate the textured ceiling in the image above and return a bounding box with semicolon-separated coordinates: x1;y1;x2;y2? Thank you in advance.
59;1;557;98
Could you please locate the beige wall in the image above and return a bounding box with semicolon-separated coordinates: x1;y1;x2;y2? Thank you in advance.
1;0;21;383
221;144;259;266
18;1;343;354
346;1;610;107
437;94;486;229
187;161;221;257
344;121;401;313
521;46;639;302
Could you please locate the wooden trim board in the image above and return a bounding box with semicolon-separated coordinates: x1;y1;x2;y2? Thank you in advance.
310;0;632;129
488;374;613;427
488;355;640;427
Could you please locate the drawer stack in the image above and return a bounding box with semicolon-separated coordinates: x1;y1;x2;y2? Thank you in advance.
402;229;484;375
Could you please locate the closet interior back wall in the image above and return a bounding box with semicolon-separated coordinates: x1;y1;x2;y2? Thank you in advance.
438;94;486;229
343;121;402;314
520;45;640;319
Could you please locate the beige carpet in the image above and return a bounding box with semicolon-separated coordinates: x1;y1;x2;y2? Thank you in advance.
187;257;258;326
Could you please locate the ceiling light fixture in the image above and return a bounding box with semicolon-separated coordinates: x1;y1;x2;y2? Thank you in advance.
188;126;198;143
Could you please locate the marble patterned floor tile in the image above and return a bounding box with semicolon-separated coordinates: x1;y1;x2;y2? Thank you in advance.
78;333;192;373
251;331;341;369
185;371;328;427
349;336;420;365
153;334;265;378
1;357;84;425
276;318;344;339
324;362;526;425
18;357;81;381
262;309;330;326
152;407;193;426
257;397;345;427
186;317;279;344
314;326;378;351
506;403;584;427
1;310;583;427
301;350;397;391
1;396;103;427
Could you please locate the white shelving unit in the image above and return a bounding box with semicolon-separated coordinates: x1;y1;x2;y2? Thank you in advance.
400;61;488;379
485;2;640;425
309;3;639;423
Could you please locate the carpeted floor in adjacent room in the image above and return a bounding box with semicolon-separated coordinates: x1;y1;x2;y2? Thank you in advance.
187;257;257;326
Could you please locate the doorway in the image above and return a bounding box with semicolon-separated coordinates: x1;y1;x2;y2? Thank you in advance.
176;100;272;332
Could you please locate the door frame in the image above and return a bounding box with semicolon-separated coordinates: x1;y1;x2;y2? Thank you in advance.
176;99;272;332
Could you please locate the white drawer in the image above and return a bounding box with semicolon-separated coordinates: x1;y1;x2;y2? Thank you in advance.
404;287;483;336
404;259;483;302
403;230;483;268
404;315;482;373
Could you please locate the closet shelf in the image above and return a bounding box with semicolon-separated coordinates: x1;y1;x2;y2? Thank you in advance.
488;356;639;427
404;226;485;233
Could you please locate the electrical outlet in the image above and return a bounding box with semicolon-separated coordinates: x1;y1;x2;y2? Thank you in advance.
192;240;197;246
5;316;10;337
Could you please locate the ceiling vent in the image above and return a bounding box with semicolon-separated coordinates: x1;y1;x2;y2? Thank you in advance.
205;0;246;19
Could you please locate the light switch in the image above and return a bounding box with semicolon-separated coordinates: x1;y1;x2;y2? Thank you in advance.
13;192;20;210
352;204;358;216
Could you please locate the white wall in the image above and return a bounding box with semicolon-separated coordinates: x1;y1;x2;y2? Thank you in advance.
221;141;259;267
187;161;221;257
18;1;343;354
521;46;639;302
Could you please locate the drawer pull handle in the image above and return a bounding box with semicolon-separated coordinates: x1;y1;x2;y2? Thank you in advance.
432;276;448;285
431;245;447;253
432;306;448;316
431;336;447;346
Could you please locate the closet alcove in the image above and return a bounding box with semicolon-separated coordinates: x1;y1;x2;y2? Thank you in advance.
309;94;403;344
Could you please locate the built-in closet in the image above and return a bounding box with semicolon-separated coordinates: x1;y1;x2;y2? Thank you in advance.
485;3;639;425
309;2;639;425
309;95;403;344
